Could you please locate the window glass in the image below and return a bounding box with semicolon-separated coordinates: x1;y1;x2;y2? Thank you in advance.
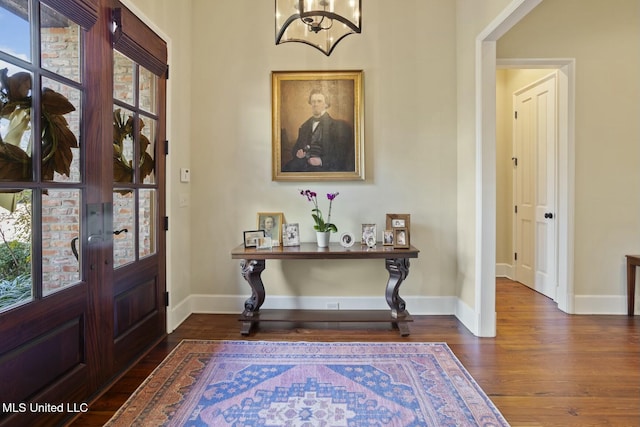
138;66;156;114
113;107;136;184
40;3;81;83
42;188;80;295
41;76;80;182
113;190;134;267
0;64;33;181
138;189;156;258
113;50;135;106
0;189;32;311
0;1;31;62
140;115;155;184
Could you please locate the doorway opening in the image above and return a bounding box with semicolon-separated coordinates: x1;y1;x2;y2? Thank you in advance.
495;59;574;314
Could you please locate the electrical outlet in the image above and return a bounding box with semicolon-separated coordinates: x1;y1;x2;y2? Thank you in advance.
326;302;339;310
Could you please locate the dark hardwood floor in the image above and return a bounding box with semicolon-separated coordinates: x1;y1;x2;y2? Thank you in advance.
68;278;640;426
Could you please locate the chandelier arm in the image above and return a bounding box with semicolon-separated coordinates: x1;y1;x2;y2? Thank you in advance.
299;11;357;32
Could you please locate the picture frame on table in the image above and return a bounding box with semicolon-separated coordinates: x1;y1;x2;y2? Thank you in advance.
340;231;355;248
271;70;364;182
243;230;265;248
394;228;410;249
386;214;411;247
383;230;394;246
282;223;300;247
257;212;283;246
361;223;377;246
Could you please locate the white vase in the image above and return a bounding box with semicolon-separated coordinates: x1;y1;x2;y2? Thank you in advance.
316;231;330;247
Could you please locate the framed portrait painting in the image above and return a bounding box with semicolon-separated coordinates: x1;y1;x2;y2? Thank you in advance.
272;70;364;181
257;212;284;246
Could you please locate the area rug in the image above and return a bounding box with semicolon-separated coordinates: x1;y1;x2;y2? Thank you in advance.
106;340;509;426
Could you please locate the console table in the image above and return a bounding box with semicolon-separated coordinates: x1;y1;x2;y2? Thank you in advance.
231;242;420;336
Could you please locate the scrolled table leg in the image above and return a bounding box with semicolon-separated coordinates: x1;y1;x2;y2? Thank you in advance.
240;259;266;317
385;258;410;318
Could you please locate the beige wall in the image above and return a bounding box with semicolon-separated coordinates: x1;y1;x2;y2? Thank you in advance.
498;0;640;302
124;0;639;332
454;0;513;314
185;0;458;301
120;0;194;313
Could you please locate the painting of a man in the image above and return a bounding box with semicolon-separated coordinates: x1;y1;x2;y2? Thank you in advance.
283;88;354;172
272;70;363;181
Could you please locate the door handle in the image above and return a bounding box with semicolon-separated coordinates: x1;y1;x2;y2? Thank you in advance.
544;212;554;219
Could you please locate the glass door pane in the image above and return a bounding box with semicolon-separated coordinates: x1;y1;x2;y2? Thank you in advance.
0;190;32;311
113;50;158;268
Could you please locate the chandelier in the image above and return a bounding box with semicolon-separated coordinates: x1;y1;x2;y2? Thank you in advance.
275;0;362;56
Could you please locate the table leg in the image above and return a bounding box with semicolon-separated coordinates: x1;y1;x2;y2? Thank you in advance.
627;258;636;316
240;259;266;334
385;258;410;318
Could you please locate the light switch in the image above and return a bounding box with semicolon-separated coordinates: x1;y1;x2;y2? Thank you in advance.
180;168;190;183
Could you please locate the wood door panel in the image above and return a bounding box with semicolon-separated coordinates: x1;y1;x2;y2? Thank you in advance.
114;276;158;337
0;316;84;402
113;260;165;371
113;309;164;369
0;286;85;354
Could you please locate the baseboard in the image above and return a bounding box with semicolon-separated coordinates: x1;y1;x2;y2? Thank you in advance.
167;295;194;333
169;292;632;335
454;298;479;335
495;263;514;279
168;294;460;332
573;295;629;315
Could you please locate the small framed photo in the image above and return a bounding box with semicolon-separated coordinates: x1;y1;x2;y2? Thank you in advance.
361;223;377;245
257;212;284;246
383;230;394;246
243;230;265;248
282;223;300;247
386;214;410;246
394;228;409;249
257;236;273;250
340;231;355;248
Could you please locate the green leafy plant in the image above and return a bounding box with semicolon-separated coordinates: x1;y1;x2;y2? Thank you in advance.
299;189;339;233
0;274;32;310
0;241;31;279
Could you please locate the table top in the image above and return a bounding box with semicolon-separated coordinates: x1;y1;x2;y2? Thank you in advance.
231;242;420;260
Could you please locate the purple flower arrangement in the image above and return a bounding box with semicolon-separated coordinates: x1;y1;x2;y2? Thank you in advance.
300;189;339;233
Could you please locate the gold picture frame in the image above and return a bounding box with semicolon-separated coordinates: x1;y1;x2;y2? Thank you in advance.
272;70;364;181
257;212;284;246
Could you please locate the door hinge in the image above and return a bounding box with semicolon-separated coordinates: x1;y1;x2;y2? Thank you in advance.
164;291;169;307
164;216;169;231
514;252;518;261
514;205;518;214
165;64;169;80
514;111;518;119
164;140;169;155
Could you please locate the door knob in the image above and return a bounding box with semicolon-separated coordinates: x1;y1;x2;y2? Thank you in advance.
544;212;554;219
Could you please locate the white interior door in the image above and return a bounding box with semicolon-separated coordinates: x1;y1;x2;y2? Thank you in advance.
513;73;557;300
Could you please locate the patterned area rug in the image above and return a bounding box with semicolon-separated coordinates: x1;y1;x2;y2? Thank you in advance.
106;340;509;426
